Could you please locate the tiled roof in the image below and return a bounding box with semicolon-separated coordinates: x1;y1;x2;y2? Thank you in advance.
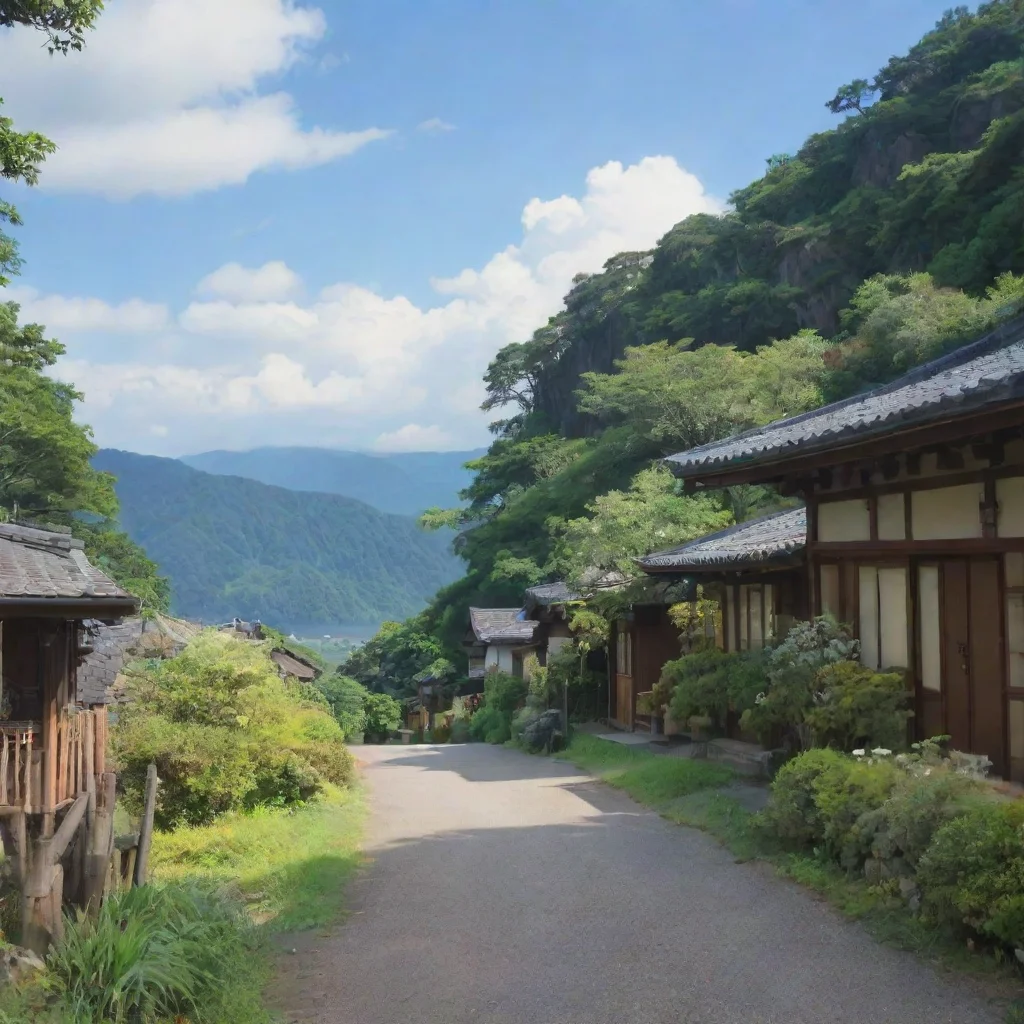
0;523;136;606
468;607;539;644
666;318;1024;478
270;649;319;681
524;581;581;607
639;507;806;572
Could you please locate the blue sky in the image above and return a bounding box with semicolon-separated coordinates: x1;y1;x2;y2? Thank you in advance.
1;0;951;455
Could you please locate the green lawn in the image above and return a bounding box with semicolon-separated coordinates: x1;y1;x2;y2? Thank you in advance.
151;783;367;931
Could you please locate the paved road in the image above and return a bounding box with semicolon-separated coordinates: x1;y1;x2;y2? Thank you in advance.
273;744;1006;1024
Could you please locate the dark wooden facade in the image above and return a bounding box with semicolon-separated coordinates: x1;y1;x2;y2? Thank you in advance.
610;604;682;731
665;334;1024;779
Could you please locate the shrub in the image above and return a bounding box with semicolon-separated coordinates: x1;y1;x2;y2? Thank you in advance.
114;633;355;827
664;648;768;735
315;674;368;740
805;661;912;752
759;747;898;866
363;692;402;742
813;756;899;868
743;617;859;748
48;883;260;1024
467;670;527;744
870;768;988;868
449;720;472;744
665;648;731;728
432;722;451;744
759;748;851;848
917;800;1024;949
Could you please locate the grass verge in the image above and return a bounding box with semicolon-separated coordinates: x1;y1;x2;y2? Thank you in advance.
151;782;366;931
556;733;1022;1014
0;784;367;1024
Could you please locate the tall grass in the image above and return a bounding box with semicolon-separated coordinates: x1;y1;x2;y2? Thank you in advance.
151;783;366;930
0;884;268;1024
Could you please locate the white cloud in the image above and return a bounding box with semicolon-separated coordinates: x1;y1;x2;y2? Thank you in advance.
150;425;169;437
0;0;390;197
416;118;456;134
373;424;456;452
42;155;721;453
6;286;169;333
197;261;302;303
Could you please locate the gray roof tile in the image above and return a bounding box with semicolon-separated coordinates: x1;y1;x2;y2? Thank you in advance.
639;507;806;571
468;608;539;644
666;319;1024;478
0;523;135;604
523;581;581;607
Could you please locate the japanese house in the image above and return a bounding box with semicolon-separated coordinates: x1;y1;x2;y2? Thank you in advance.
638;507;809;654
522;582;582;665
0;522;139;948
463;608;540;681
606;579;691;732
664;319;1024;781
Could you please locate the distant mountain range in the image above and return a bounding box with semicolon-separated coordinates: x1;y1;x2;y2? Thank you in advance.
94;449;466;632
181;447;485;517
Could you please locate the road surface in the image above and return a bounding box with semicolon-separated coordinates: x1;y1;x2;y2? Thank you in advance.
273;743;1006;1024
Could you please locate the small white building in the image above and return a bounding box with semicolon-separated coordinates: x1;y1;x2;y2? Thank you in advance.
464;607;540;682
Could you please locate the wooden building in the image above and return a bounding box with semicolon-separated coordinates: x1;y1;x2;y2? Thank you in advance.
0;522;139;949
664;320;1024;780
463;608;540;682
522;582;581;665
607;580;691;732
638;507;809;654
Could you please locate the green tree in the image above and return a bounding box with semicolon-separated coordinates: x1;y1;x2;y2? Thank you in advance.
0;305;116;520
1;1;104;282
825;78;877;115
549;466;732;591
363;692;402;742
79;524;170;615
316;675;369;740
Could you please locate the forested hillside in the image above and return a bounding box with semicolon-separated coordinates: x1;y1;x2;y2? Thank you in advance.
95;450;463;631
182;447;484;517
346;2;1024;689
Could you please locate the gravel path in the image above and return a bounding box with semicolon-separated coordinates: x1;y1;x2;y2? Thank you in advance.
272;743;1006;1024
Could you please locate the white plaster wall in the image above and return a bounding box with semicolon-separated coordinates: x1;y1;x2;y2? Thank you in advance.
818;499;871;541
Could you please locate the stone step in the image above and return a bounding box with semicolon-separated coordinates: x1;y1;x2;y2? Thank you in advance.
706;737;774;778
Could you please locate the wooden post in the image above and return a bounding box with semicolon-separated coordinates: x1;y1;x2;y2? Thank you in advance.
94;709;107;777
134;764;158;887
84;714;96;833
83;772;116;915
22;837;56;954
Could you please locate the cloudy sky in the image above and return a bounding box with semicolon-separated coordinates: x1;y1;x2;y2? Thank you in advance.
2;0;949;456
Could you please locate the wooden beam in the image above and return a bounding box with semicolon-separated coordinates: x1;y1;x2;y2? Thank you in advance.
50;793;88;862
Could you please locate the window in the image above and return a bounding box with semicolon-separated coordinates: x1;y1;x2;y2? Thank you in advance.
1006;553;1024;689
819;564;841;618
727;584;776;652
918;565;941;693
858;565;908;670
616;625;632;676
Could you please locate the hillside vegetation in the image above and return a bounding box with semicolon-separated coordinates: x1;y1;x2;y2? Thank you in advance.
182;447;485;517
345;1;1024;688
95;449;463;630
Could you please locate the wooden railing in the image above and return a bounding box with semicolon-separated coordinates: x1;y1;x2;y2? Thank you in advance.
53;707;105;811
0;708;107;813
0;724;38;809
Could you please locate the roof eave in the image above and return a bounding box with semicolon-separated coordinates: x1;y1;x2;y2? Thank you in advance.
668;399;1024;488
0;594;140;618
